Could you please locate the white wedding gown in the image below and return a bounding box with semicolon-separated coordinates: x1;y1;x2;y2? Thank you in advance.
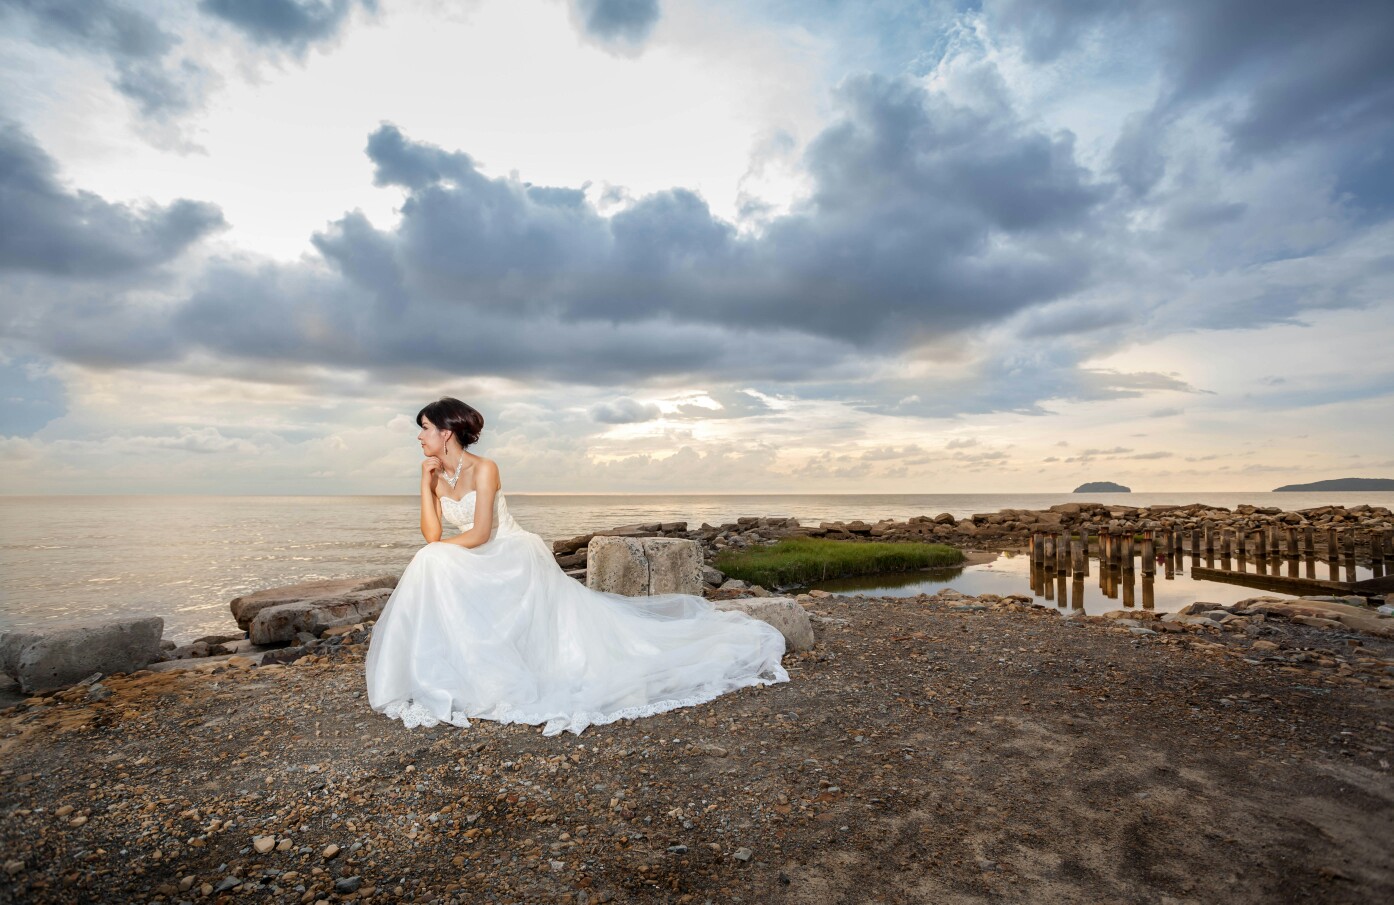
364;490;790;735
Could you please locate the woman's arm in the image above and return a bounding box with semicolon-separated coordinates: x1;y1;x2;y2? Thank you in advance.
420;456;444;543
440;459;500;550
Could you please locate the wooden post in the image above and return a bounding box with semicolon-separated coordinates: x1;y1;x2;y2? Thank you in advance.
1057;532;1069;576
1122;533;1134;571
1372;530;1385;567
1303;525;1315;558
1081;527;1091;577
1203;522;1214;554
1071;535;1084;578
1044;533;1056;563
1327;527;1339;562
1141;531;1156;576
1188;527;1198;559
1285;526;1298;559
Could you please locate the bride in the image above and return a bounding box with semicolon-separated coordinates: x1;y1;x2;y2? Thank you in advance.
364;397;790;735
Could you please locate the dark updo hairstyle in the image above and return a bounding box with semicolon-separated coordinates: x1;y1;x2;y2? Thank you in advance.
416;397;484;450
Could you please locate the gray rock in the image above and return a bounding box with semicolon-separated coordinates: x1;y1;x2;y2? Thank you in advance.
643;537;703;596
586;536;650;596
0;616;164;695
701;565;726;586
229;575;398;632
714;597;815;651
249;587;392;645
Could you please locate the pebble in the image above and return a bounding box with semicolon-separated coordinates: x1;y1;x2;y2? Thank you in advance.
322;843;340;859
335;876;363;893
253;835;275;854
733;847;753;862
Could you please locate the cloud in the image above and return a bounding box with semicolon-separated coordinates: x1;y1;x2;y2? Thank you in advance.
0;0;214;124
0;121;226;278
199;0;376;57
590;396;661;423
568;0;661;53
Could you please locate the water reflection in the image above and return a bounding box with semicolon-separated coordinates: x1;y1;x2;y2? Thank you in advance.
802;552;1379;617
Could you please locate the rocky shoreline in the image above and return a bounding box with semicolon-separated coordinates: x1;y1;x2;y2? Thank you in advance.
3;587;1392;903
4;502;1392;706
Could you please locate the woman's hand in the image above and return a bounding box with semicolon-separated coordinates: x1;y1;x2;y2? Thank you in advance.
421;456;442;489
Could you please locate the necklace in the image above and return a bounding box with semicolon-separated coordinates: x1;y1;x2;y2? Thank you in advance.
441;454;465;489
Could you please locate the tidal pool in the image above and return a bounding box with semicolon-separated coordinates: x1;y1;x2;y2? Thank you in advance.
802;552;1379;617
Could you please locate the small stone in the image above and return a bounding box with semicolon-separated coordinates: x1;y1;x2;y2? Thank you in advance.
3;860;23;877
55;805;74;818
733;847;753;862
253;835;275;854
276;837;293;851
667;845;689;854
68;815;88;827
549;859;566;872
335;876;363;893
214;876;243;893
322;843;340;859
1251;640;1280;651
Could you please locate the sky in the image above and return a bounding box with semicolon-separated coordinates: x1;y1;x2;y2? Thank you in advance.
1;0;1392;495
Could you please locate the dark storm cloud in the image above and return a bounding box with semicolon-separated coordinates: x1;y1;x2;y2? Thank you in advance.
0;0;211;121
8;67;1115;391
570;0;661;48
988;0;1394;172
338;73;1108;345
0;121;225;278
199;0;375;55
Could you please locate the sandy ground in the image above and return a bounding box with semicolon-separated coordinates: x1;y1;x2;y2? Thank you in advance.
2;591;1392;904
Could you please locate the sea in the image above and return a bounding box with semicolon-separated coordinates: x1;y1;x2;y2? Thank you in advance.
2;492;1390;643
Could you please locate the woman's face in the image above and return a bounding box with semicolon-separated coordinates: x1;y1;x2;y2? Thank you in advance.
417;417;452;457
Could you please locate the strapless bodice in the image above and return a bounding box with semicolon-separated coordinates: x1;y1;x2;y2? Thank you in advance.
440;490;517;537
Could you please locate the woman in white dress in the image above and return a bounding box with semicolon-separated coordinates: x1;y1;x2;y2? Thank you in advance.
364;397;789;735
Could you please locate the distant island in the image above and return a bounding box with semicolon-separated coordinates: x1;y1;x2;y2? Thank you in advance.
1273;477;1394;492
1073;481;1131;493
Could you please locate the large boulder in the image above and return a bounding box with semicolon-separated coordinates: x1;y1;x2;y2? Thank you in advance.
0;616;164;694
586;537;650;596
230;575;398;632
586;537;705;596
643;537;704;596
249;587;393;645
714;597;815;651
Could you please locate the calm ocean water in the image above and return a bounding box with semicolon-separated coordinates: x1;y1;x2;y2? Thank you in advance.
3;492;1391;642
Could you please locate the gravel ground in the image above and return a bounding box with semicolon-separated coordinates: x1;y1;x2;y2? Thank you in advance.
2;591;1392;904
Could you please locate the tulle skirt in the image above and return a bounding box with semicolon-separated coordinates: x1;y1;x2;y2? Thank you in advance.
363;526;789;736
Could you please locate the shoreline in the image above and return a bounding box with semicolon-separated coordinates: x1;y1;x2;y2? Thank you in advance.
3;588;1392;902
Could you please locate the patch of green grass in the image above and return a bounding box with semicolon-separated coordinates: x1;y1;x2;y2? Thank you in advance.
714;537;964;590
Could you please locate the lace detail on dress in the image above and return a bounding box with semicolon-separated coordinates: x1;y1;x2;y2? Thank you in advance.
376;664;790;736
439;491;477;530
382;699;472;729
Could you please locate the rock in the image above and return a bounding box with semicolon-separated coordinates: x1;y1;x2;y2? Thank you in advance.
0;616;164;695
1251;640;1280;651
253;835;275;854
932;513;956;525
229;575;398;632
701;565;725;586
335;876;362;893
1244;599;1394;638
714;598;815;651
585;536;705;596
733;847;753;862
586;537;649;596
249;588;393;645
322;844;340;860
644;538;704;595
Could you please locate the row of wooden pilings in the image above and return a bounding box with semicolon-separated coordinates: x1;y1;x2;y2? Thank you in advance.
1029;525;1393;579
